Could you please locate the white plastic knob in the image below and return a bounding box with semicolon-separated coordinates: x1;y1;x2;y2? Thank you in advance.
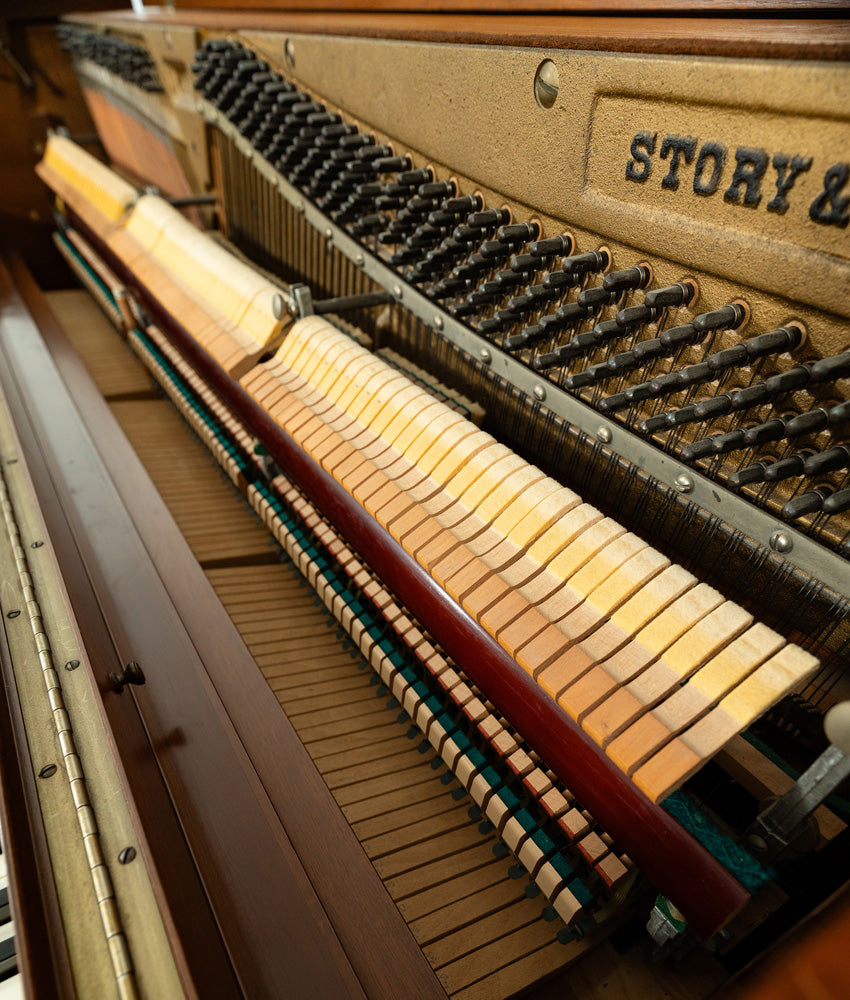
824;701;850;756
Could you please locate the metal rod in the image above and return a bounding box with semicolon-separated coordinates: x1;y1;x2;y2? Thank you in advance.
313;291;392;315
166;194;218;208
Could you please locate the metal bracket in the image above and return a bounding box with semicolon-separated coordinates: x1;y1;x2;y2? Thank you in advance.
748;737;850;857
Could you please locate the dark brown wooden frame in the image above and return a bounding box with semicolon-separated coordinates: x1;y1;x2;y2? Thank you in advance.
0;255;447;1000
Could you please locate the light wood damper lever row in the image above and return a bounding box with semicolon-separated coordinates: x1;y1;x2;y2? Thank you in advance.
241;316;818;804
38;134;286;379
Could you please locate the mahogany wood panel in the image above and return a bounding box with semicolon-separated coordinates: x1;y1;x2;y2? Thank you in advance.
70;214;751;941
68;8;850;60
168;0;850;9
5;254;448;1000
0;257;241;1000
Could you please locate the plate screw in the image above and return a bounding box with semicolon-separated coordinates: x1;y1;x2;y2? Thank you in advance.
392;285;403;300
324;227;333;241
433;315;444;331
39;764;57;779
355;253;364;267
6;610;20;619
118;846;137;865
532;384;546;402
597;426;612;444
674;473;694;494
479;348;492;364
65;659;80;671
769;530;793;554
534;59;559;109
31;541;43;548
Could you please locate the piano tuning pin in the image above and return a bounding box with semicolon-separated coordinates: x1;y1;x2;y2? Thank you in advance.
802;444;850;477
643;281;697;309
742;417;787;447
467;208;511;230
604;349;638;375
659;322;699;350
762;450;814;482
664;403;701;427
616;304;660;330
681;437;721;462
532;349;563;372
765;363;813;397
597;391;629;414
692;393;733;421
822;487;850;515
509;252;542;274
782;486;834;520
826;399;850;425
728;461;771;487
542;270;578;292
784;407;834;438
708;428;749;455
476;240;509;263
730;383;771;411
495;221;539;246
576;285;612;309
602;264;651;295
632;337;667;362
707;344;748;371
398;167;434;187
811;350;850;384
372;154;413;173
494;269;526;289
639;413;672;435
562;250;608;277
693;302;747;333
529;234;573;258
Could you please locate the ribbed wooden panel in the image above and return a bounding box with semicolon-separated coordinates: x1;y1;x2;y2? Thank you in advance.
109;398;274;565
45;289;152;398
206;562;579;1000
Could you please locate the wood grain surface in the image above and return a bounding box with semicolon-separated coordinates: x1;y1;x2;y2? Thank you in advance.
68;8;850;60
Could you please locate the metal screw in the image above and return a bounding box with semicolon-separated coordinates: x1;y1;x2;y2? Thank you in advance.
433;315;444;331
65;659;80;671
532;385;547;402
479;348;492;364
272;292;285;320
769;530;793;554
534;59;559;110
30;541;43;548
284;38;295;69
295;200;305;214
674;473;694;494
354;253;364;267
6;458;17;465
392;285;403;301
39;764;57;779
6;610;20;619
324;227;333;241
597;426;612;444
118;846;137;865
747;833;768;853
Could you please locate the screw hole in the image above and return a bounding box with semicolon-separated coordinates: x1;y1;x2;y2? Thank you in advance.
534;60;559;110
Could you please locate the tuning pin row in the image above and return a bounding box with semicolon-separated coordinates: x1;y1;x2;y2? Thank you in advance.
57;25;163;91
